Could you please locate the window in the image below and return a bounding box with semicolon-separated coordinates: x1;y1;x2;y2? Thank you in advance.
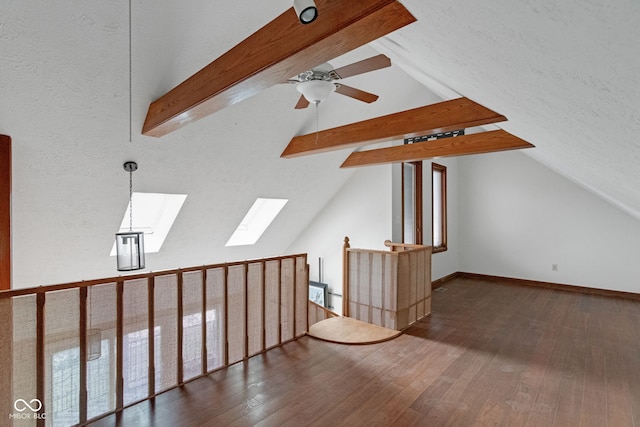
51;347;80;426
123;327;161;405
110;192;187;255
226;198;288;246
432;163;447;252
182;310;217;380
402;162;423;244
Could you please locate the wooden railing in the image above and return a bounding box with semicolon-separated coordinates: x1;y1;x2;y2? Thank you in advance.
0;254;309;426
343;237;432;330
308;300;339;328
383;240;425;252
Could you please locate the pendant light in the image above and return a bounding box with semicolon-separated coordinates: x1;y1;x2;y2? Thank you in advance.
116;161;145;271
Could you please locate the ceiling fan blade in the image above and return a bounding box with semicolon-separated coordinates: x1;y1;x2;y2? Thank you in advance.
335;84;379;103
295;95;310;109
331;54;391;79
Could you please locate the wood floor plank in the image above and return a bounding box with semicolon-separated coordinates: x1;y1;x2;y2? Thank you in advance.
603;298;636;427
87;277;640;427
578;297;610;427
523;292;575;427
500;289;559;426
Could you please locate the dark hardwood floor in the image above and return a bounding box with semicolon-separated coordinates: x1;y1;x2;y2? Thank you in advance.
88;277;640;426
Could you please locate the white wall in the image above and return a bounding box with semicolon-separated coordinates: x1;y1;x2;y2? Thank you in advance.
287;156;463;313
458;151;640;293
287;165;393;314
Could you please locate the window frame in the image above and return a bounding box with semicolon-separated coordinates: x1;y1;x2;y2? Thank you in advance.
401;161;423;245
432;162;447;253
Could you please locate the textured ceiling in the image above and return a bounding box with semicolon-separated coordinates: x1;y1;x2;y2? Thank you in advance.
1;0;638;287
378;0;640;217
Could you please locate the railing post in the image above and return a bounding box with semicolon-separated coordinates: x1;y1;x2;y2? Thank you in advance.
177;271;184;385
116;281;124;411
148;276;155;396
201;268;208;375
79;287;88;424
292;259;297;338
244;263;249;360
223;265;229;367
261;261;266;352
36;292;45;427
343;236;350;317
277;259;282;345
305;261;310;334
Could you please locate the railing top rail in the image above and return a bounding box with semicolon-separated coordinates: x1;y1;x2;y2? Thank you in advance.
346;246;432;257
396;245;433;254
384;240;431;252
308;300;339;318
0;253;308;299
346;247;400;256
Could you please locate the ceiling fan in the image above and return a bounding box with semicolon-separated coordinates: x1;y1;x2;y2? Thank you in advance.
288;53;391;109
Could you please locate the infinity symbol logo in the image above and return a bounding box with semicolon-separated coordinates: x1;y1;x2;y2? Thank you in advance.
14;399;42;412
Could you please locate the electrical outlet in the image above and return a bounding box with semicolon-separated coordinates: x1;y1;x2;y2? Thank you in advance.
552;264;559;272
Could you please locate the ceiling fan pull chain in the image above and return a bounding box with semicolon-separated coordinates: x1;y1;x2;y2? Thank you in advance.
316;101;321;145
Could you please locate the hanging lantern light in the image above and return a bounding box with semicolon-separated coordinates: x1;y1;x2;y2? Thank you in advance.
116;161;145;271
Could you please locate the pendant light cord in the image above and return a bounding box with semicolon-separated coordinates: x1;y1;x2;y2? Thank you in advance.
127;1;134;232
129;170;133;232
129;0;132;143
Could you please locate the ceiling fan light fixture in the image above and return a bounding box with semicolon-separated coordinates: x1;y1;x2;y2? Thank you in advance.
293;0;318;24
296;80;335;104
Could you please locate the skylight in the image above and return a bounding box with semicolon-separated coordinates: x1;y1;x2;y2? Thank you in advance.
226;198;288;246
110;192;187;255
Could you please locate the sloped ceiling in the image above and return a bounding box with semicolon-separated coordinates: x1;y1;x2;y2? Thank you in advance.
1;0;638;287
376;0;640;217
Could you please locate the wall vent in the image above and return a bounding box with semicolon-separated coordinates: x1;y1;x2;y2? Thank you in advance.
405;129;465;144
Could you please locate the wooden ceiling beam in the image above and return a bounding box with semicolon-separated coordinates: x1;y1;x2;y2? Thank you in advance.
340;129;534;168
142;0;416;137
280;97;507;158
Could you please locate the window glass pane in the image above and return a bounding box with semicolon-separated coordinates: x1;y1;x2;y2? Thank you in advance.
51;347;80;426
87;283;117;418
432;163;446;250
403;163;416;244
87;339;112;419
183;271;204;381
433;170;443;247
226;198;288;246
122;280;150;405
47;289;80;427
183;313;203;381
155;275;177;393
110;193;187;255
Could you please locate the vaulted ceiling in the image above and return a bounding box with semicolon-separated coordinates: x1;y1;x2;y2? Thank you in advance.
1;0;638;287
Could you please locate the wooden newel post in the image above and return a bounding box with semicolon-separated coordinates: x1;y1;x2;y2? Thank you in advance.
342;236;350;317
